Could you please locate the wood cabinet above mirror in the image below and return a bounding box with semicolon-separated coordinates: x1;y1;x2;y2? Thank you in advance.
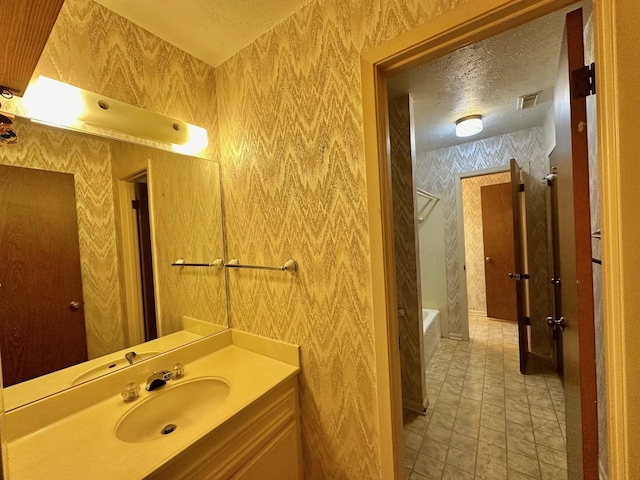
0;0;65;96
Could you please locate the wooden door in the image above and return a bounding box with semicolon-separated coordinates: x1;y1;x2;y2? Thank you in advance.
481;182;517;322
549;8;598;479
134;182;158;342
509;159;530;374
0;165;87;386
522;168;554;357
548;171;564;377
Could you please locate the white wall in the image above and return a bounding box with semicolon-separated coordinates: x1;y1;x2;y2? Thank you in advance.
417;195;448;337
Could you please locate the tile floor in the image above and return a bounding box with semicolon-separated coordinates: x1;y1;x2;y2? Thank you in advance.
403;314;568;480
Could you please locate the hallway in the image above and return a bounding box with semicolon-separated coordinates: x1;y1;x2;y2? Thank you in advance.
404;315;567;480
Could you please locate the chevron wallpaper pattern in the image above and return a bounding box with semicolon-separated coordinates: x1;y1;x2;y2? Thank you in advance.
216;1;468;477
2;0;221;359
390;95;426;413
0;0;510;478
416;127;548;340
34;0;220;162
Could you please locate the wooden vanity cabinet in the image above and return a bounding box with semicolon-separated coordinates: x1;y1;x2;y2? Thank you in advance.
147;376;302;480
1;0;65;96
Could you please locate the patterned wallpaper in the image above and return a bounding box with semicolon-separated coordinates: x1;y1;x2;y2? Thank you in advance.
0;122;122;360
390;95;426;413
0;2;220;376
0;2;613;479
109;142;228;337
461;172;511;314
416;127;548;339
0;0;514;478
147;153;227;334
33;0;219;162
216;1;469;477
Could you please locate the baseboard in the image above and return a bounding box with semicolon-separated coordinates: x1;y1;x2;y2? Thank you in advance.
599;460;609;480
449;333;463;341
403;398;428;415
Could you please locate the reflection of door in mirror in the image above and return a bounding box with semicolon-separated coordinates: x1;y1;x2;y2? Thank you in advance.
0;165;88;386
133;181;158;342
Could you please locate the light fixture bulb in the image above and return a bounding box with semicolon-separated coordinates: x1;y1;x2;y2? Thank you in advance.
455;115;483;137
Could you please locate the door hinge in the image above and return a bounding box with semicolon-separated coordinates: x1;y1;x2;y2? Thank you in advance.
519;183;525;192
572;62;596;98
132;199;140;210
523;317;531;326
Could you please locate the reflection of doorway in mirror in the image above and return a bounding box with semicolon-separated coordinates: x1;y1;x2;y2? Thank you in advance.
0;165;89;386
133;180;158;342
115;170;155;348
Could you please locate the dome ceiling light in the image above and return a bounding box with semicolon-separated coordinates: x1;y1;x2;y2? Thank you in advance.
455;115;483;138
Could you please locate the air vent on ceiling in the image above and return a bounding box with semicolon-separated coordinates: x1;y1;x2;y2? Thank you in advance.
517;92;541;110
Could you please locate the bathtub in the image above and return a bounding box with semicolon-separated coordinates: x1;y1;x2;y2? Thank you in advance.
423;308;441;365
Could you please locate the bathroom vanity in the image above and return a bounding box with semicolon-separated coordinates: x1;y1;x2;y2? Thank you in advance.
4;330;302;479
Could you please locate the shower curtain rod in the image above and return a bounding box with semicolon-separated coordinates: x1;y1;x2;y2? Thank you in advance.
416;188;440;201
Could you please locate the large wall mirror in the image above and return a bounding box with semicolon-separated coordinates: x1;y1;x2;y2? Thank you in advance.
0;116;228;409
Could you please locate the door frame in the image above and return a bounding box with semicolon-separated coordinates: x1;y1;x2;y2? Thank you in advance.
114;169;148;347
362;0;627;478
455;165;510;340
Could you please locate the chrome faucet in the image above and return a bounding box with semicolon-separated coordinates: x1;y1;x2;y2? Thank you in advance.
146;370;172;391
125;351;139;365
145;363;185;391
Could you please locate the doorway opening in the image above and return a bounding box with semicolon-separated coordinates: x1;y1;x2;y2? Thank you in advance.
460;170;515;324
133;179;158;342
115;170;159;347
368;1;603;479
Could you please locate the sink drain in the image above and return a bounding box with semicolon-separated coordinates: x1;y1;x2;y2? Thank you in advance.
160;424;177;435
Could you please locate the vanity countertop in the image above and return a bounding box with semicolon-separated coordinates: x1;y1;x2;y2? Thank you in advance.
5;330;300;480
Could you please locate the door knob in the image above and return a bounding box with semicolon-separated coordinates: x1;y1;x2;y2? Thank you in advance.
546;316;565;331
485;257;491;262
69;301;81;310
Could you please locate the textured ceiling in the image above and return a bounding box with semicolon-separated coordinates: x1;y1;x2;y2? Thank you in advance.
93;0;312;67
388;7;575;153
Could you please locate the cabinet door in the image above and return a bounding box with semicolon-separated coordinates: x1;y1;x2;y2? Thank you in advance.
230;422;301;480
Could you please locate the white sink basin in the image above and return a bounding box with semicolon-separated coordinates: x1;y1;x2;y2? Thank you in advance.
115;377;230;443
71;352;162;386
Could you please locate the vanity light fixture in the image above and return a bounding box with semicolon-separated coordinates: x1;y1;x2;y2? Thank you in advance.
455;114;483;138
22;76;208;153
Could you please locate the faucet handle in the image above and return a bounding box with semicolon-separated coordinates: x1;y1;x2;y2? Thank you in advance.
121;382;140;403
172;363;185;379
